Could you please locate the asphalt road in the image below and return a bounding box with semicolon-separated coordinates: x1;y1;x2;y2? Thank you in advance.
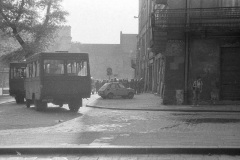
0;94;240;148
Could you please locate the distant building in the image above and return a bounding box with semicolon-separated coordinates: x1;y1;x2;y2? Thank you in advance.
70;32;137;80
47;27;137;80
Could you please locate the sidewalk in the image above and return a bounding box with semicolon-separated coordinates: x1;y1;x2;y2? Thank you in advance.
0;95;14;105
87;93;240;112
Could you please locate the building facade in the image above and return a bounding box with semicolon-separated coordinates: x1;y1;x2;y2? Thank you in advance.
136;0;240;104
71;32;137;80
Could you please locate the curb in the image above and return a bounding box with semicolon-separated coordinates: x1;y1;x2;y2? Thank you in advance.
86;104;240;113
0;146;240;155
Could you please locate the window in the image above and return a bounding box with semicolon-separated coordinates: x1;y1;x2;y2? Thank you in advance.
111;84;119;89
67;60;77;75
44;60;64;75
119;83;125;88
27;63;33;78
67;60;88;76
32;62;36;77
26;65;29;78
36;61;40;77
11;67;25;79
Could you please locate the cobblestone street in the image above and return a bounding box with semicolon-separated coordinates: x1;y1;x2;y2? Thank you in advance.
0;94;240;159
0;94;240;148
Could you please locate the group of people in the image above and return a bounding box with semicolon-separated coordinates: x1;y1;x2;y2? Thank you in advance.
91;76;204;106
91;78;145;95
119;78;144;94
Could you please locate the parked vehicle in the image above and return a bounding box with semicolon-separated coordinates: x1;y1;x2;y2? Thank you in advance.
24;52;91;112
9;62;27;104
98;82;135;99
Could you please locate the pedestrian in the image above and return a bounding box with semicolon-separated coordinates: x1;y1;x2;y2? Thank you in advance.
91;78;96;94
135;79;139;94
137;79;141;94
130;79;134;89
95;80;100;93
126;79;130;88
192;76;203;106
122;79;127;88
139;78;144;93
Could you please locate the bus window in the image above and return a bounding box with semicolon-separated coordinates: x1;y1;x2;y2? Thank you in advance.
67;60;77;75
26;64;29;78
32;62;36;77
67;60;88;76
44;60;64;75
20;68;26;78
77;61;88;76
27;63;33;78
11;67;26;79
36;61;40;77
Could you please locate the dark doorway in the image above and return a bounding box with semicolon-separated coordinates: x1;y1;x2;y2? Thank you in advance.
220;47;240;100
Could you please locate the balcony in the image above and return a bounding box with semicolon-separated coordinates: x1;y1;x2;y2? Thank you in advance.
152;7;240;32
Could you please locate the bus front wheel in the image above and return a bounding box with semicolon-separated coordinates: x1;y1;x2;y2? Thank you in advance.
26;99;31;108
68;98;82;112
15;95;24;104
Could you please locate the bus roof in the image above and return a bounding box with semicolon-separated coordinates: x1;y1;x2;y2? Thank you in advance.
25;52;89;62
9;62;27;67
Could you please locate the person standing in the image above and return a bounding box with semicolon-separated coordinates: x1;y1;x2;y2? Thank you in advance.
192;76;203;106
136;79;140;94
139;78;144;93
95;80;100;93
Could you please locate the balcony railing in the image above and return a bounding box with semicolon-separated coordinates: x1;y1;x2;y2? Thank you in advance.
153;7;240;31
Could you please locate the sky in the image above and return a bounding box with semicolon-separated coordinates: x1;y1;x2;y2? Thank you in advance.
61;0;139;44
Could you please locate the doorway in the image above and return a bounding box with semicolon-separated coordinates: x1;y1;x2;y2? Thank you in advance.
220;47;240;100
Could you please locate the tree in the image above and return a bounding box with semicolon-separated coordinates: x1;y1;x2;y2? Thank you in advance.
0;0;68;63
0;31;20;56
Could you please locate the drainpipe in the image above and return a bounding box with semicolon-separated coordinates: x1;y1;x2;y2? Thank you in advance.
184;0;190;104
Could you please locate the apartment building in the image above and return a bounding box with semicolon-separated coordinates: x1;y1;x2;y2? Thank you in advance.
135;0;240;104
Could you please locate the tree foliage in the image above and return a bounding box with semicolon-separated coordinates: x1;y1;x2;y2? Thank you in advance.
0;0;68;63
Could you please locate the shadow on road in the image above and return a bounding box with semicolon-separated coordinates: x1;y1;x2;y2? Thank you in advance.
0;103;84;130
30;105;82;115
184;118;240;124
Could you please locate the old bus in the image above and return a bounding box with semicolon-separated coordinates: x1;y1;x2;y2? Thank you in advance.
24;52;91;112
9;62;27;104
